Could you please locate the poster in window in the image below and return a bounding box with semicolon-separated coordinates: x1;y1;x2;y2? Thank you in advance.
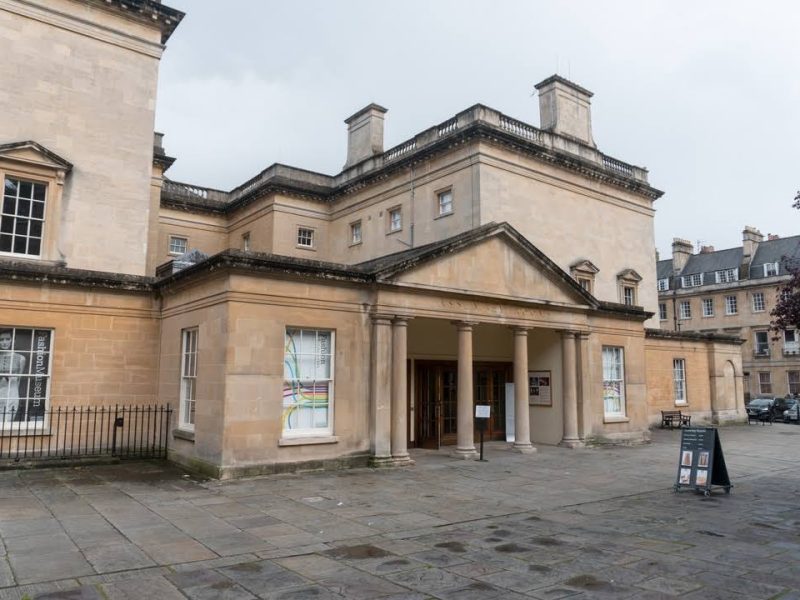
0;327;52;425
528;371;552;406
282;329;331;432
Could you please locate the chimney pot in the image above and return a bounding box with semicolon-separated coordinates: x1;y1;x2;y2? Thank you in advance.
700;245;715;254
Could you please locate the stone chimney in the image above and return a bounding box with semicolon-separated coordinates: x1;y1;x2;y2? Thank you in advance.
700;245;715;254
343;103;388;169
768;233;780;241
742;226;763;264
671;238;693;274
534;75;595;147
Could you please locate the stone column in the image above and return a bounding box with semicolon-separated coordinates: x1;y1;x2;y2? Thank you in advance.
512;327;535;453
576;332;591;441
369;315;393;466
391;317;412;463
453;321;478;459
560;331;582;448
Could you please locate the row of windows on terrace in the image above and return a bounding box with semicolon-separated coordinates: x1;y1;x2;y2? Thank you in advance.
658;291;781;321
657;263;781;291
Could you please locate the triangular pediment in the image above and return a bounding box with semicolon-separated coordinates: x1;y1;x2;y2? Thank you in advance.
372;223;596;307
0;141;72;172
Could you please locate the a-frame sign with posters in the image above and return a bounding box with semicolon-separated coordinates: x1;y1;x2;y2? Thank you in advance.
674;427;731;496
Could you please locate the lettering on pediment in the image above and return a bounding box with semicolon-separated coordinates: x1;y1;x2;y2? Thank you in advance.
391;236;586;307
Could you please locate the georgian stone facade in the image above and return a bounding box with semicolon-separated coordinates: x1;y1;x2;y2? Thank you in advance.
658;229;800;400
0;0;745;477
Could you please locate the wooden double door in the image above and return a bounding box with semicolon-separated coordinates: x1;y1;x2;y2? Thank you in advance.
414;361;509;449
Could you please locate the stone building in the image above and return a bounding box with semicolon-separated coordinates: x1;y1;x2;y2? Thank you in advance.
658;229;800;400
0;0;744;478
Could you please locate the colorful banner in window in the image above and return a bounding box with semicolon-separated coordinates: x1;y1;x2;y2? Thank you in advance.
282;329;332;432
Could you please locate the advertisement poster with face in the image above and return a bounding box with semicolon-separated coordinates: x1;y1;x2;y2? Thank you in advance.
0;328;52;424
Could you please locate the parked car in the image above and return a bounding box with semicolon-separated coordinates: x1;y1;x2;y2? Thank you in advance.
746;397;791;422
783;398;800;423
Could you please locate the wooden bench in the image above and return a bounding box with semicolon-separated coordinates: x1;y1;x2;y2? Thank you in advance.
661;410;691;429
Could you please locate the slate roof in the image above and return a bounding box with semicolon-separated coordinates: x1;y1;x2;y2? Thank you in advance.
656;259;673;280
657;235;800;290
751;236;800;279
682;247;742;276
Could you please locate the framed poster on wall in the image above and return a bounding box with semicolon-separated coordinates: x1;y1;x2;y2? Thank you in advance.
528;370;552;406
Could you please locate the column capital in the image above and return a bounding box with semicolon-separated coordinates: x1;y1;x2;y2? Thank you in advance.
510;325;530;335
451;320;479;331
392;315;412;326
577;331;591;340
371;313;394;325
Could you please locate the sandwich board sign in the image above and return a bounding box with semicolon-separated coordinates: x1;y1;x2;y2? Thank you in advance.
674;427;731;496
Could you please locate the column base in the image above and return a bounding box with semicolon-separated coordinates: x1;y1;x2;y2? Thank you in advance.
512;442;537;454
369;455;415;468
390;453;415;467
558;438;584;449
451;447;479;460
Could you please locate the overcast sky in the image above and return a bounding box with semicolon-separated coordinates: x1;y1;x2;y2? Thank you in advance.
156;1;800;258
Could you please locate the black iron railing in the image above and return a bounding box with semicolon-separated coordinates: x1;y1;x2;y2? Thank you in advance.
0;405;172;462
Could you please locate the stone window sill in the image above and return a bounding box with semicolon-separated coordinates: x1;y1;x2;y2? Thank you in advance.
279;435;339;447
173;428;195;442
0;428;51;438
603;416;630;424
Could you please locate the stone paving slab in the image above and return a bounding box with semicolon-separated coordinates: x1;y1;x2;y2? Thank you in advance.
0;424;799;598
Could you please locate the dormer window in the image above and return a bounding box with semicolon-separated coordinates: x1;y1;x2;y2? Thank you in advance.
681;273;703;288
657;278;669;292
763;262;779;277
714;268;738;284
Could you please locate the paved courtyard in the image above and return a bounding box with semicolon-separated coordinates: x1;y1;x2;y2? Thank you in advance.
0;424;799;599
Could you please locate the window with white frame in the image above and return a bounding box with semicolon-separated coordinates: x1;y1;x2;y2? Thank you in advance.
578;277;592;293
781;289;791;302
659;303;667;321
763;262;779;277
602;346;625;417
388;207;402;232
622;286;635;306
350;221;362;245
788;371;800;395
1;178;47;257
168;235;187;255
679;300;692;319
437;189;453;216
714;268;738;284
0;327;52;426
297;227;314;248
673;358;687;405
657;278;669;292
283;328;334;435
758;371;772;394
242;232;251;252
681;273;703;288
702;298;714;317
784;329;799;354
752;291;765;312
754;331;770;356
179;328;198;430
725;295;738;315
